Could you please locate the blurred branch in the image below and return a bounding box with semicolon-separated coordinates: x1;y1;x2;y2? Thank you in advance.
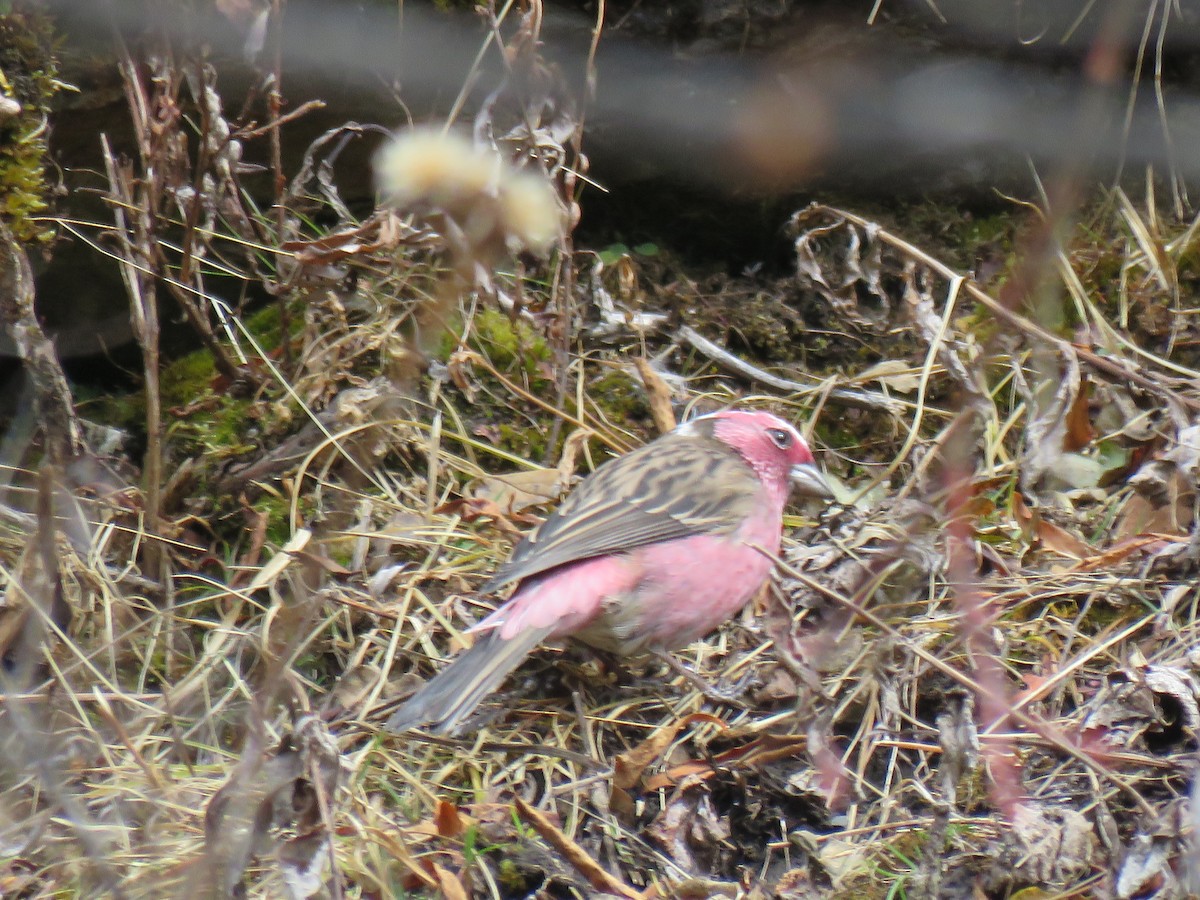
0;221;84;465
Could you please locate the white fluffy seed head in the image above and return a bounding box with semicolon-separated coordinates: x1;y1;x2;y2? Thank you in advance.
498;170;563;254
375;127;496;208
374;127;564;256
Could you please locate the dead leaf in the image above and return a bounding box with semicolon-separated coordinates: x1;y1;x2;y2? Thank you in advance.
614;253;638;300
1035;520;1094;560
856;359;921;394
613;719;687;792
278;830;326;900
470;467;563;515
1074;532;1187;572
1116;833;1173;899
1022;347;1083;493
437;496;533;537
1005;803;1096;887
643;732;805;791
556;427;593;487
1064;375;1094;450
1011;490;1035;543
204;716;342;898
1013;671;1053;708
633;357;677;434
435;800;466;839
431;863;470;900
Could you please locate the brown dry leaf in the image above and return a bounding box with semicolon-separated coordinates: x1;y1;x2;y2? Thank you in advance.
204;716;342;897
513;796;640;899
1078;659;1200;754
326;663;380;715
1014;804;1098;883
774;867;828;899
278;830;326;900
856;359;921;394
556;427;594;486
1074;533;1187;572
633;357;677;435
1022;348;1083;492
435;800;466;839
1036;520;1094;560
613;719;687;792
1119;468;1195;538
292;547;351;577
608;785;636;822
372;830;437;888
643;761;715;791
404;803;477;840
431;863;470;900
980;803;1097;890
448;350;478;401
1010;490;1035;542
614;253;638;300
471;467;563;515
1116;833;1174;898
1113;493;1171;541
437;496;534;538
281;221;389;264
754;665;800;703
643;733;805;791
808;721;853;813
1013;672;1053;708
1064;376;1095;450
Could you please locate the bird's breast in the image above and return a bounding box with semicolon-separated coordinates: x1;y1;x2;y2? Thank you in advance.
576;509;783;655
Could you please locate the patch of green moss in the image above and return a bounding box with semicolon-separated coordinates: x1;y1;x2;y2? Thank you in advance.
495;421;548;461
156;302;306;459
588;368;649;422
161;344;218;406
0;8;61;244
252;491;293;548
75;382;146;434
159;347;257;458
892;201;1016;272
470;307;552;380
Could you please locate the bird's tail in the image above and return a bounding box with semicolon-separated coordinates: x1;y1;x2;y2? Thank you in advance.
385;625;552;735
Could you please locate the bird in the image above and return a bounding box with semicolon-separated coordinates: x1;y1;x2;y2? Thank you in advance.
386;408;834;735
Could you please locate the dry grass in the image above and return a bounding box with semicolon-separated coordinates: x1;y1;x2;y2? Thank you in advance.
5;184;1200;897
5;6;1200;900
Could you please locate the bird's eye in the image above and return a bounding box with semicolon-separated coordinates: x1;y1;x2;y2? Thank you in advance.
767;428;793;449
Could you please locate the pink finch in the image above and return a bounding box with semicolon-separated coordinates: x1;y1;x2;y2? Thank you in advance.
387;408;833;734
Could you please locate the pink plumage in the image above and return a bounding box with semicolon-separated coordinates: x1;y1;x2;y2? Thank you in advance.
386;408;833;734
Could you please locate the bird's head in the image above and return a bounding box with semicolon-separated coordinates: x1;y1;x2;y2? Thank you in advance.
677;408;834;502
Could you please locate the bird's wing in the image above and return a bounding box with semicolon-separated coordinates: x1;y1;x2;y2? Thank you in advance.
480;433;761;593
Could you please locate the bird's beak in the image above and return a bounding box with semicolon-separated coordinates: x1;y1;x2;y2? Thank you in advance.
790;463;835;500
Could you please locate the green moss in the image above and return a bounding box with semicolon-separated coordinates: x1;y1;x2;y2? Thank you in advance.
252;491;293;547
891;201;1016;272
588;369;649;422
156;304;304;459
76;382;146;433
0;8;61;244
159;346;257;458
471;307;552;378
160;345;218;406
495;421;547;460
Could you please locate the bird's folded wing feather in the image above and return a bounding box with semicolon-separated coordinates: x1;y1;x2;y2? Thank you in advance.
480;434;761;593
